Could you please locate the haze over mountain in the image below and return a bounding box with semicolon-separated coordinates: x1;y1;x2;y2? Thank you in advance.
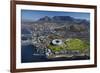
22;16;89;24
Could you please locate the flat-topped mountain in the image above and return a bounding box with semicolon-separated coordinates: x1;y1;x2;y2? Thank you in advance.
38;16;75;22
22;16;89;26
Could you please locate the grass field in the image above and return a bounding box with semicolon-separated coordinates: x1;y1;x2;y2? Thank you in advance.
47;38;89;52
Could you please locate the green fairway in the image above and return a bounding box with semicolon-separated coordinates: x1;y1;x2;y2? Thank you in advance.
64;38;89;51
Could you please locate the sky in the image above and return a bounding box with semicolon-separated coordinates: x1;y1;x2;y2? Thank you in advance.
21;9;90;21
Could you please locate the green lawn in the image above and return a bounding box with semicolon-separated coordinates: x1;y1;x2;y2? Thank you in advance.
47;38;89;52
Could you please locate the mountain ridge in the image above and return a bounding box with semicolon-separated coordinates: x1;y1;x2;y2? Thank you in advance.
22;16;89;24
